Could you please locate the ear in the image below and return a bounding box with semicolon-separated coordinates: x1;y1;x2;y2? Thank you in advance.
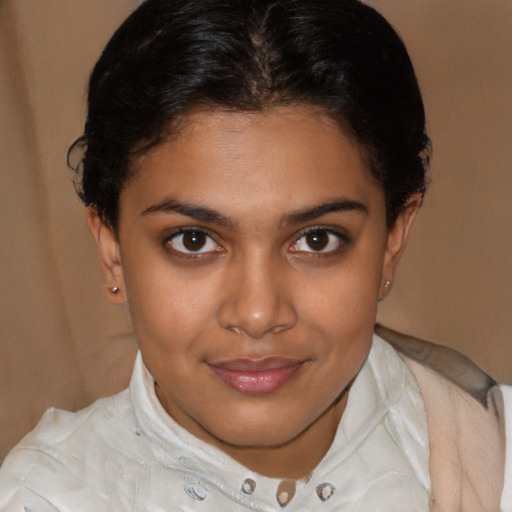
379;193;422;300
86;207;127;304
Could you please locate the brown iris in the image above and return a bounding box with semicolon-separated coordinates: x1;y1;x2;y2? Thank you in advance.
182;231;207;251
305;230;329;251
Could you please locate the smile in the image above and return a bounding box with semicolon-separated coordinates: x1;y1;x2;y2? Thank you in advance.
208;357;304;395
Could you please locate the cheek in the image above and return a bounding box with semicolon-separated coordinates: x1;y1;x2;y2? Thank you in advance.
301;258;382;329
295;249;384;375
122;258;222;349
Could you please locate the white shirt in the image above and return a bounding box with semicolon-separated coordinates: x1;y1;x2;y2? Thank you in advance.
0;335;459;511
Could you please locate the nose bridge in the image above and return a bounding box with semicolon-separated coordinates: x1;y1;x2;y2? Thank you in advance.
218;249;296;338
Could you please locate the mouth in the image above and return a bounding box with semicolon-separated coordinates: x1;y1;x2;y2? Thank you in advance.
208;357;304;395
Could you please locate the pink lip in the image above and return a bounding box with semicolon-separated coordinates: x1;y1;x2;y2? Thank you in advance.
208;357;304;395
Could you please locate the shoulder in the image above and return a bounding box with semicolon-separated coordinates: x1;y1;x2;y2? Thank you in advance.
6;388;135;461
375;324;505;512
375;324;498;409
0;390;134;511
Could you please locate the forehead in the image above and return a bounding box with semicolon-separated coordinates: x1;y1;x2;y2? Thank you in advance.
122;106;384;220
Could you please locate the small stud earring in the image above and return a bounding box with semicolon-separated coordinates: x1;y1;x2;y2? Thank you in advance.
383;279;392;292
109;286;120;295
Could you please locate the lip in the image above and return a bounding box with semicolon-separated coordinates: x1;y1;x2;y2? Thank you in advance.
208;357;304;395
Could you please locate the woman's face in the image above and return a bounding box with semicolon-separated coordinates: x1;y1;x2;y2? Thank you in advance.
89;106;418;477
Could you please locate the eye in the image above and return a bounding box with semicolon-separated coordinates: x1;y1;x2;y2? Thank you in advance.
290;228;345;254
166;229;221;255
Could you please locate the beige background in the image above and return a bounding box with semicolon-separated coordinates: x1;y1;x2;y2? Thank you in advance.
0;0;510;462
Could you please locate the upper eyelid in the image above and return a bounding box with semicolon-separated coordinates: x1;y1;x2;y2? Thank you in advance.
164;226;217;241
163;225;348;241
294;225;349;240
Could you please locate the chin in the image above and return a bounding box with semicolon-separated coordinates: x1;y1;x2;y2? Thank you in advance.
206;409;311;449
221;434;287;449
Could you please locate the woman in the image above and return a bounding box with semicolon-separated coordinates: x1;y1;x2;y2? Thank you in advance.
0;0;510;510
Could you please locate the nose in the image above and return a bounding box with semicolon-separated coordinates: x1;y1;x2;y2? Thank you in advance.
217;254;298;339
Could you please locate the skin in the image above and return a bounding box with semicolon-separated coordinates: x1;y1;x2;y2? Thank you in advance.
87;106;420;479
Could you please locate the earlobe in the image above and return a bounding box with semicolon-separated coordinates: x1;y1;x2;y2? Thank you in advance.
379;193;422;299
86;207;127;304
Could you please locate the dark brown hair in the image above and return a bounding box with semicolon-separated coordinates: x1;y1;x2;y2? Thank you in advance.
70;0;430;230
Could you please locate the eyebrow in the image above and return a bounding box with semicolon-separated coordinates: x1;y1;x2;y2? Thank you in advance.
282;198;368;225
142;198;236;228
142;197;367;228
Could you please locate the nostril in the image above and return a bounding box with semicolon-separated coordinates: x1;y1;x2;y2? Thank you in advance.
226;325;242;335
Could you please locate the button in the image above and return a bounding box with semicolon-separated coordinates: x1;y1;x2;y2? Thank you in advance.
184;484;207;501
241;478;256;495
276;479;296;507
316;483;335;501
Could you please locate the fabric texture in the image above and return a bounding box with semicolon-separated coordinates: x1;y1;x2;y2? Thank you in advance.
500;385;512;511
377;324;506;511
404;358;505;511
0;336;431;511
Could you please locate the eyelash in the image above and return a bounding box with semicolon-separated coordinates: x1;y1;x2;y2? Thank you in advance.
290;227;349;255
163;227;222;258
163;226;350;259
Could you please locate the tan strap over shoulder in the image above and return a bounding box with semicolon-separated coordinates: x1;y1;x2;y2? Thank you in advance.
376;325;505;511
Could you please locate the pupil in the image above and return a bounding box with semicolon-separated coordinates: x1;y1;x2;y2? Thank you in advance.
306;231;328;251
183;231;206;251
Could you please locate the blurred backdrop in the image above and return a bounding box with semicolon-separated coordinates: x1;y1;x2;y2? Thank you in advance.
0;0;511;462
